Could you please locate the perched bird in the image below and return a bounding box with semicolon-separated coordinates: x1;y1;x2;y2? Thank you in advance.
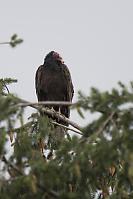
35;51;74;126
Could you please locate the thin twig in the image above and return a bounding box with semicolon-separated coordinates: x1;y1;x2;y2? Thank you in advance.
111;118;119;132
0;42;11;45
11;119;82;136
15;101;72;107
41;107;82;131
95;111;116;136
4;84;10;94
0;80;10;94
52;121;83;135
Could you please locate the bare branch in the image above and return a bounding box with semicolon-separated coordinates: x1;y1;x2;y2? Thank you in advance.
51;121;83;135
0;42;11;45
41;107;82;131
15;101;72;107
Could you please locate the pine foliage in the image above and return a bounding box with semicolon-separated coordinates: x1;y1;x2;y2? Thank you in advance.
0;79;133;198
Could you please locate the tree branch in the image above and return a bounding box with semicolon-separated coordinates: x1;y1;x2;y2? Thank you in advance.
41;107;82;131
10;95;82;131
15;101;72;107
0;42;11;45
11;120;83;136
51;121;83;135
111;118;119;132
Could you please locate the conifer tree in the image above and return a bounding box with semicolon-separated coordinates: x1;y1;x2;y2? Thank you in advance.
1;35;133;199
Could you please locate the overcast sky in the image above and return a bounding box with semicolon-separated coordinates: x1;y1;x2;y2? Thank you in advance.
1;0;133;126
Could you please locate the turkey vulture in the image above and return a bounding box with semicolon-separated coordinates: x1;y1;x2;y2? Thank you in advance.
35;51;74;126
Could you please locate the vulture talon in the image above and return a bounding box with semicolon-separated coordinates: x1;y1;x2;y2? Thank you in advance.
57;107;62;122
51;107;55;118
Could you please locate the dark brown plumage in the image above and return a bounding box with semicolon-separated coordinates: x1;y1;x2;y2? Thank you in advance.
35;51;74;125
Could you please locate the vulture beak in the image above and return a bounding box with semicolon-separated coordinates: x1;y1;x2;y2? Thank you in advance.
53;52;64;63
58;57;64;64
61;59;64;64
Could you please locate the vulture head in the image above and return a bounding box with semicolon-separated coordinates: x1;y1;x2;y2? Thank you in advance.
44;51;64;64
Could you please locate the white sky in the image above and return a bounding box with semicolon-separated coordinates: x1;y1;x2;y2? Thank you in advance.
1;0;133;126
